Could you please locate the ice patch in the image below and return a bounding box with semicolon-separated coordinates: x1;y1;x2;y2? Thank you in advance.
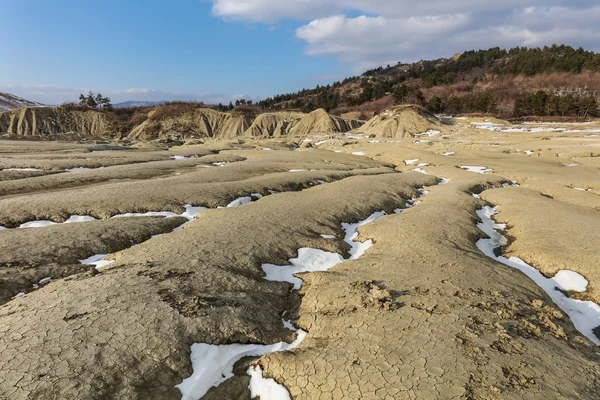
553;270;589;293
416;129;441;137
65;167;90;172
11;292;26;299
352;151;366;156
562;163;578;167
262;249;345;290
441;152;455;156
38;277;52;285
476;206;600;345
248;365;292;400
404;159;419;165
65;215;97;223
79;254;114;270
320;234;336;239
2;168;41;172
19;221;57;228
288;169;306;172
459;165;493;174
176;321;306;400
227;197;253;207
263;148;272;151
112;211;180;219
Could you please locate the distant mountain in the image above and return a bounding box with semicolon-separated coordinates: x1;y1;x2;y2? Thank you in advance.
0;92;44;112
113;101;165;108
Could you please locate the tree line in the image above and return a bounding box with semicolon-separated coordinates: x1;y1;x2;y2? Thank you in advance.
256;45;600;117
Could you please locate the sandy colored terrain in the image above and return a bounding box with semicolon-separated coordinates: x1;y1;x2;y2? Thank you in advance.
0;115;598;399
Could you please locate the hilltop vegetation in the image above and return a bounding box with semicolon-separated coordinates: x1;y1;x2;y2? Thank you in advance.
258;45;600;118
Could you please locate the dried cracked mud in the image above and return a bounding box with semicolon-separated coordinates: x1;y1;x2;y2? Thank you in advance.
0;123;599;400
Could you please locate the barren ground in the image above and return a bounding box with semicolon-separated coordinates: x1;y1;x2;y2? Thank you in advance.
0;118;599;399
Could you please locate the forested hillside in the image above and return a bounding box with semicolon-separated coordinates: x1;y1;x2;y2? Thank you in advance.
258;45;600;118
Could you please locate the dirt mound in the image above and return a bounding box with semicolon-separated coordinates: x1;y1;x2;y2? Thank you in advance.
128;107;254;141
357;105;450;138
0;107;116;138
243;112;304;137
288;108;363;136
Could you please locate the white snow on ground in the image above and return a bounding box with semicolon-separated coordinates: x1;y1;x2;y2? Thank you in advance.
440;178;450;185
65;167;90;172
38;277;52;285
0;226;6;231
227;197;253;207
196;165;213;168
416;129;441;137
553;270;589;293
352;151;366;156
404;159;419;165
213;162;227;167
562;163;579;167
262;249;344;290
413;168;429;175
574;187;592;192
417;163;429;167
248;365;293;400
320;234;336;239
11;292;26;300
176;321;306;400
171;156;191;160
263;148;272;151
19;221;57;228
1;168;42;171
263;209;388;290
524;150;534;155
441;152;455;156
65;215;97;223
288;169;306;172
80;205;208;271
112;211;180;218
459;165;493;174
79;254;114;270
476;206;600;346
178;187;434;399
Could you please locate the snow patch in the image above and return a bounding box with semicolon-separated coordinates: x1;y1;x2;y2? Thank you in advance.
404;159;419;165
2;167;42;172
459;165;493;174
176;321;306;400
476;206;600;345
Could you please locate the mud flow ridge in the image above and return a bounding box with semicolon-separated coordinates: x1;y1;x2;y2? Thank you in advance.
0;171;367;230
476;201;600;345
176;182;436;400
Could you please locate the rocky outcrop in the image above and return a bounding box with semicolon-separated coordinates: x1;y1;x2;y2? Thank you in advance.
0;105;364;141
288;108;364;136
243;112;304;137
127;107;254;141
0;107;116;138
356;105;451;138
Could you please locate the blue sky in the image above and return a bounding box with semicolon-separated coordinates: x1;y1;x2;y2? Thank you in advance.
2;0;600;104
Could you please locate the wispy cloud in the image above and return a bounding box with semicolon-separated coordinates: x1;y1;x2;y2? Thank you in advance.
0;84;251;106
211;0;600;70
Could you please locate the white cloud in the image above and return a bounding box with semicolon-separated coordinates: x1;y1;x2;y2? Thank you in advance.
211;0;600;70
